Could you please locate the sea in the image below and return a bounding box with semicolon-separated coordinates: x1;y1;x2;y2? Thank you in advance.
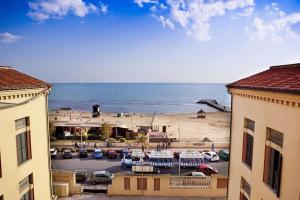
49;83;231;114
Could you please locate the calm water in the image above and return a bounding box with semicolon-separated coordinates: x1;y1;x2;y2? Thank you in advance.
49;83;231;113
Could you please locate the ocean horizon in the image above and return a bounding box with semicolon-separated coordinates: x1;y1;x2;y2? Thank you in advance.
49;83;231;114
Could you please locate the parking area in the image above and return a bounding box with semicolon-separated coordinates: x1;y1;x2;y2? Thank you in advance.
51;151;228;180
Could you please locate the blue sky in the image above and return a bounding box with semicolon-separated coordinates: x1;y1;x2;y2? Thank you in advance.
0;0;300;83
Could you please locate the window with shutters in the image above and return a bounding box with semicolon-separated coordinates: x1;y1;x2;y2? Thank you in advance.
154;178;160;191
19;174;34;200
242;133;253;168
137;178;147;190
244;118;255;131
263;145;282;197
240;192;248;200
124;177;130;190
240;177;251;198
16;132;32;165
267;128;283;147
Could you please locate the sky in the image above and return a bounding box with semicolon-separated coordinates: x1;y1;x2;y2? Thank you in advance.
0;0;300;83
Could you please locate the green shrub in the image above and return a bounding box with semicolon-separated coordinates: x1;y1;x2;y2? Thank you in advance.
119;138;126;143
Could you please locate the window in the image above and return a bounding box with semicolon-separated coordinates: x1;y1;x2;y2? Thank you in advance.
15;117;30;130
240;192;248;200
19;174;34;200
244;118;255;131
124;177;130;190
242;133;253;168
137;178;147;190
241;177;251;197
263;145;282;197
16;132;32;165
267;128;283;147
154;178;160;191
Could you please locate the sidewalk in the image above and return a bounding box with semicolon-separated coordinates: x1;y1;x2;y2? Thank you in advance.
58;194;225;200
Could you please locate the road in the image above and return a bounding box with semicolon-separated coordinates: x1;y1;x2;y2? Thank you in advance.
51;152;228;177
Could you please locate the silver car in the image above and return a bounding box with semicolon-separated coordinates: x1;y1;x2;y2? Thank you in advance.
91;171;112;184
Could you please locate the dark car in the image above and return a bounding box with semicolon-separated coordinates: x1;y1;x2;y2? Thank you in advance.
197;164;218;176
62;149;73;159
106;149;117;159
218;150;230;161
79;148;88;158
120;149;130;158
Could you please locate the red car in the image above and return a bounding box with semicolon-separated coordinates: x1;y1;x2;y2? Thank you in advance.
197;164;218;176
106;149;117;159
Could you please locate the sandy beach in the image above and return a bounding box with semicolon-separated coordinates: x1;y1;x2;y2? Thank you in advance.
50;110;230;143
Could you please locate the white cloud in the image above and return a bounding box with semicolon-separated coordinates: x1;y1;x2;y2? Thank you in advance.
0;32;24;44
136;0;254;42
165;0;255;41
159;15;175;29
134;0;158;8
100;3;108;14
28;0;107;22
246;4;300;42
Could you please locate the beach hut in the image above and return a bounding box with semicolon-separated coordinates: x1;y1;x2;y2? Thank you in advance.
92;104;100;117
197;109;206;118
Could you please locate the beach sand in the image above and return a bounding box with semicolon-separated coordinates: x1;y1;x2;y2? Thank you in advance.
100;112;230;143
50;110;230;143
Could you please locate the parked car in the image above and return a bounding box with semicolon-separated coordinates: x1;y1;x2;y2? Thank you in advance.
203;151;219;162
120;149;130;158
92;149;103;159
218;150;230;161
79;148;88;158
50;147;57;158
197;164;218;176
91;171;112;184
121;154;132;168
62;149;72;159
106;149;117;159
75;170;87;184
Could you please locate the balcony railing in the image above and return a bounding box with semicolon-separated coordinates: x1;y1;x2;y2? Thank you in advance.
169;176;211;188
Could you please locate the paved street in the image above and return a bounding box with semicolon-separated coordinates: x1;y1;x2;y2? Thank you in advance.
51;152;228;178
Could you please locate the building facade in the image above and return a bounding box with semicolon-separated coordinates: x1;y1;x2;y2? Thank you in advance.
0;66;52;200
227;63;300;200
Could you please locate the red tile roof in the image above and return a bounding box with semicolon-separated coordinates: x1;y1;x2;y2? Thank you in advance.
0;66;51;91
227;63;300;94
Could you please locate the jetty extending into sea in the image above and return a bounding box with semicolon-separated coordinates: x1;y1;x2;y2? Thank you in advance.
197;99;230;112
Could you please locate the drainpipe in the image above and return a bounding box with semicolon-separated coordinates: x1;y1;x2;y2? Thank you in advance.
226;90;233;200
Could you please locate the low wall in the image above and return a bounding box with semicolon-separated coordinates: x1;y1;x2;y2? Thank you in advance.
107;174;227;197
52;170;82;197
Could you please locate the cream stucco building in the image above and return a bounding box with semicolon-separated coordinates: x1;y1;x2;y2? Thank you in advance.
226;63;300;200
0;66;52;200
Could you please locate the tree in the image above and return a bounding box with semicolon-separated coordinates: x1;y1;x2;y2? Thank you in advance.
135;134;148;151
101;122;112;139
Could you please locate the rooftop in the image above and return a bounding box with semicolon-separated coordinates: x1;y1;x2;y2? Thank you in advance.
0;66;51;91
227;63;300;94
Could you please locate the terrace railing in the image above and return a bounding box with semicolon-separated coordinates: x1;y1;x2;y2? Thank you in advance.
169;176;211;188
